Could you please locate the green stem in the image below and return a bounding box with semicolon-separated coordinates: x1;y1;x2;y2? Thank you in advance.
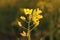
20;26;27;30
27;29;31;40
30;26;36;32
27;15;31;40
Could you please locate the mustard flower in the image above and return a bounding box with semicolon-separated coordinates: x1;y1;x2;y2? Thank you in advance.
33;20;39;27
24;8;33;15
32;8;43;22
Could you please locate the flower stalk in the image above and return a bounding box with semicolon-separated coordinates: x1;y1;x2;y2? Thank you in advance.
27;15;31;40
18;8;43;40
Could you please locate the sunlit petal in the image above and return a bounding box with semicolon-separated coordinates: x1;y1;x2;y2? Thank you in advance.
20;16;26;21
20;31;26;37
17;21;22;26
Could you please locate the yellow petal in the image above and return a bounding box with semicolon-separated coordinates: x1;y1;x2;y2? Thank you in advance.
37;15;43;19
24;8;33;15
32;17;38;22
20;16;26;21
37;8;42;14
20;31;26;37
34;21;39;27
17;21;22;26
33;8;42;15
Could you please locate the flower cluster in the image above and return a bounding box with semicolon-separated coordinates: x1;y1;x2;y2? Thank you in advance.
18;8;43;37
24;8;43;27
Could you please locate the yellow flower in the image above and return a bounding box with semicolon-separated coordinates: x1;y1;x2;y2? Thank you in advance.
20;31;26;37
37;15;43;19
32;8;43;22
33;8;42;15
33;21;39;27
24;8;33;15
20;16;26;21
17;21;22;26
32;17;38;22
37;8;42;13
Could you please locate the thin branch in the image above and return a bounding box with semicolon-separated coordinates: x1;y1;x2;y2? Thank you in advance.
30;26;37;32
20;26;27;30
27;15;31;40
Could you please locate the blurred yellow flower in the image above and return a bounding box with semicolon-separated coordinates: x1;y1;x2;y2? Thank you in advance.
37;15;43;19
24;8;33;15
33;8;42;15
20;16;26;21
20;31;26;37
33;21;39;27
17;21;22;26
32;8;43;22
